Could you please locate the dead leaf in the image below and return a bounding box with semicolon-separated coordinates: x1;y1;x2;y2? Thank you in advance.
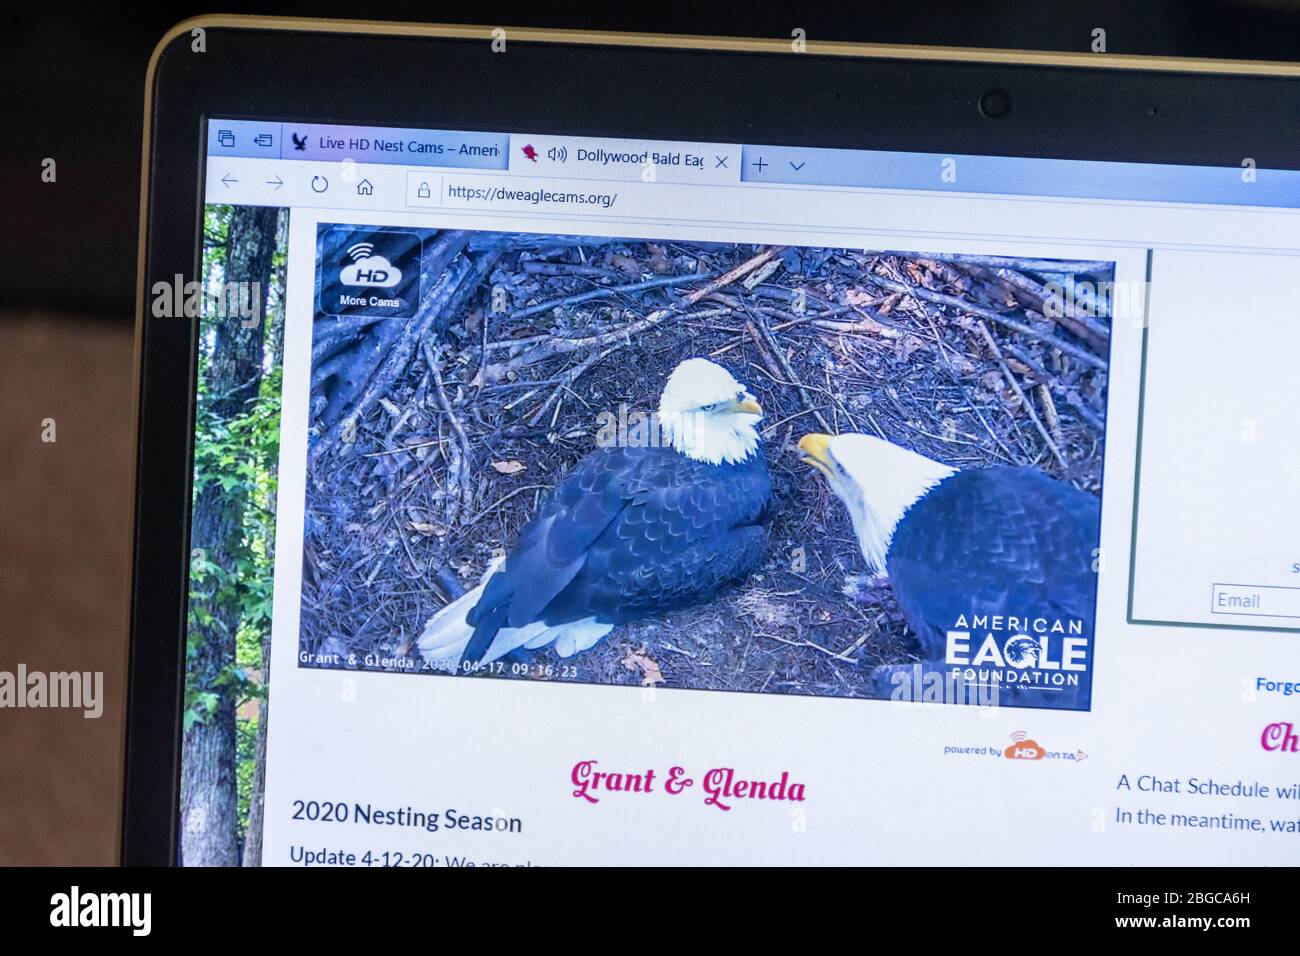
878;292;903;315
491;460;526;475
606;253;641;278
647;243;672;274
845;288;880;307
905;261;935;288
621;644;665;686
895;334;925;362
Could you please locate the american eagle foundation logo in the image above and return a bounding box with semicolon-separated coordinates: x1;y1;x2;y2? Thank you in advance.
944;615;1089;694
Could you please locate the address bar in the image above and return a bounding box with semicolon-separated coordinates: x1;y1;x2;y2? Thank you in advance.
400;170;1300;253
446;180;620;211
410;172;632;213
411;169;1045;235
407;170;849;223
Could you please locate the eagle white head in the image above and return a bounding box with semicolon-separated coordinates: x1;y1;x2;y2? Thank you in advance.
658;358;763;466
797;432;956;573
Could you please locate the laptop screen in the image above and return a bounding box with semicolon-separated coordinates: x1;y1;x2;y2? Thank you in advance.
174;117;1300;865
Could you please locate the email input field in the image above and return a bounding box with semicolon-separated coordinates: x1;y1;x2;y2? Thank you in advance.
1211;584;1300;619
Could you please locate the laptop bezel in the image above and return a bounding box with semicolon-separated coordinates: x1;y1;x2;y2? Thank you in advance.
124;14;1300;865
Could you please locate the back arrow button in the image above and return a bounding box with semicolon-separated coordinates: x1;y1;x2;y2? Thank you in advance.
221;173;238;188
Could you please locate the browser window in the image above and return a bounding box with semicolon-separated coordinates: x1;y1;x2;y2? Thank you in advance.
177;118;1300;866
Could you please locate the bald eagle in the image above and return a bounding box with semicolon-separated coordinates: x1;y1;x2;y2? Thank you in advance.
419;359;772;671
797;433;1100;708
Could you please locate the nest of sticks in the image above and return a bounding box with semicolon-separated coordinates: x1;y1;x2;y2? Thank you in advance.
301;233;1110;697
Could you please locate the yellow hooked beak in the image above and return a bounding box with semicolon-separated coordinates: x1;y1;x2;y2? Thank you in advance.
727;396;763;416
797;433;835;478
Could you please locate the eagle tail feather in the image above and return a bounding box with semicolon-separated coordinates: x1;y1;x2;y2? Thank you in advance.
417;558;505;667
477;617;614;664
417;557;617;671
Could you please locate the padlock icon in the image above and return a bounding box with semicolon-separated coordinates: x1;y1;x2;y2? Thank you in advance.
417;181;431;199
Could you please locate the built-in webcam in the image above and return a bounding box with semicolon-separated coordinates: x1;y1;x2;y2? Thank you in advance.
979;88;1012;119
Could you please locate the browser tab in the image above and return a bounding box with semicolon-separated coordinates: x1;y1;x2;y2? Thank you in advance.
277;124;509;170
510;134;741;184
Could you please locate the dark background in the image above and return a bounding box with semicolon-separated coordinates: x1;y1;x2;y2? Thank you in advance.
6;0;1300;318
1;1;1298;865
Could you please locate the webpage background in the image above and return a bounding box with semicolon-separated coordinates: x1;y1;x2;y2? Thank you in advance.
182;212;1112;864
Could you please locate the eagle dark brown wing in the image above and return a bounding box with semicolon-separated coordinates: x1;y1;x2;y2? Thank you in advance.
463;444;771;663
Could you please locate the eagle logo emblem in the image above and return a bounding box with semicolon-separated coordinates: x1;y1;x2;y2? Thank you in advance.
1003;637;1041;669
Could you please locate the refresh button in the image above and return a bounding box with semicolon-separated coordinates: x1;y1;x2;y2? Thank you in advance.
310;175;328;193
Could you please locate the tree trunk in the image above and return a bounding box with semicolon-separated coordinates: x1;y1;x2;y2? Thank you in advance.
240;209;287;866
241;630;272;866
181;205;278;867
